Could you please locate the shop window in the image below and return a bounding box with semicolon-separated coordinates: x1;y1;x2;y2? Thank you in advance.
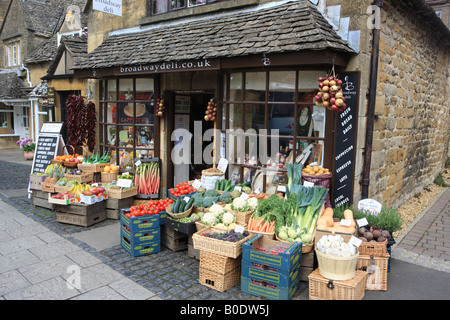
150;0;226;15
99;78;159;171
221;70;328;192
0;107;14;135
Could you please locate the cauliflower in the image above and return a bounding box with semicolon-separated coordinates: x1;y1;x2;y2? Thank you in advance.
232;197;249;211
202;212;217;225
247;197;259;210
209;204;225;217
222;211;236;226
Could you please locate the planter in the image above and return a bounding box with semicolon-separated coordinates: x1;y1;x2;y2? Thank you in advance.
24;151;34;160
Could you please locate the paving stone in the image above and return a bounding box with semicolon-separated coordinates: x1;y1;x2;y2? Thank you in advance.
4;276;81;300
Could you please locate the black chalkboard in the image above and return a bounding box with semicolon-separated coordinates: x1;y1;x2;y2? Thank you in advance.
333;71;359;208
31;135;60;174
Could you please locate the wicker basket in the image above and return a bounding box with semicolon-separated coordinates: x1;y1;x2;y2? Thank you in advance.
107;186;138;199
249;230;275;241
199;266;241;292
227;209;254;226
101;172;118;184
166;203;193;219
63;161;79;168
315;249;359;281
308;269;367;300
64;172;94;183
77;163;110;173
357;253;390;291
200;250;241;274
359;238;388;256
275;235;315;253
192;226;253;259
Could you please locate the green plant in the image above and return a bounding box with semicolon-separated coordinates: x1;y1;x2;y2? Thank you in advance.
16;137;35;152
434;173;448;187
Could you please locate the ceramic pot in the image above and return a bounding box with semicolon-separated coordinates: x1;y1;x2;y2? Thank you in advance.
24;151;34;160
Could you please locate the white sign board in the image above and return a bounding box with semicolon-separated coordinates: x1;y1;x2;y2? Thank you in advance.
358;199;382;216
93;0;122;17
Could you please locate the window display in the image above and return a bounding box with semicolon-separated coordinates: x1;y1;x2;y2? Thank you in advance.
99;78;158;171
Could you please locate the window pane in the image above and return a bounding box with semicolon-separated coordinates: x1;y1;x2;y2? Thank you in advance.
118;148;135;170
153;0;169;14
107;80;117;100
136;78;154;100
298;71;325;90
170;0;186;10
244;103;264;131
229;73;242;101
188;0;206;7
229;103;241;129
105;125;116;146
118;125;134;147
245;72;265;102
105;103;117;123
119;79;134;100
268;104;295;136
297;105;314;137
135;126;155;158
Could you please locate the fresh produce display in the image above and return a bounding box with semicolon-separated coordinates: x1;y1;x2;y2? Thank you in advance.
316;208;356;234
125;198;173;218
135;161;160;195
66;168;84;176
82;150;110;164
67;182;92;194
170;181;197;197
55;154;83;163
276;185;328;245
104;164;120;173
314;75;346;112
215;179;233;191
247;217;276;233
316;234;357;257
247;194;285;234
83;186;106;198
357;226;391;243
171;195;195;214
229;196;258;212
51;192;75;200
302;165;331;176
204;98;217;121
200;229;250;242
45;164;69;180
200;204;238;230
155;97;165;118
117;172;133;179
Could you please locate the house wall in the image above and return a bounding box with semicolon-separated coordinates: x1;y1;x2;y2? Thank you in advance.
370;0;450;207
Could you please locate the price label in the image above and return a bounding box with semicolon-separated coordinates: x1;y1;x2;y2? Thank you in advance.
135;160;142;167
303;181;315;188
116;179;133;188
234;186;242;192
235;225;245;234
357;217;369;227
254;188;261;194
192;179;201;189
240;193;249;200
217;158;229;173
340;219;352;227
184;196;190;203
277;185;286;193
349;236;363;247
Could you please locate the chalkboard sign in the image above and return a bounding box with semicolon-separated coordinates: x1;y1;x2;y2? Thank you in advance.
31;135;61;174
333;71;359;208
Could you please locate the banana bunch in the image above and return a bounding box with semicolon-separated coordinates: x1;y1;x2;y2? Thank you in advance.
68;182;91;194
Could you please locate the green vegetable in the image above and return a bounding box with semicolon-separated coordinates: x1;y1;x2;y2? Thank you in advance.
230;189;241;199
204;189;219;198
198;187;206;195
202;196;218;208
242;186;251;194
186;197;195;210
215;180;221;190
173;197;182;213
218;191;232;204
190;213;201;223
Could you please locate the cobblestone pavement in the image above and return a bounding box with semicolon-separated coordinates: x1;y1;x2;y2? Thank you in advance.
1;157;449;300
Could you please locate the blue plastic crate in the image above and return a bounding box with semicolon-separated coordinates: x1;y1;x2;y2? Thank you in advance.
120;209;160;232
242;234;302;273
240;275;299;300
121;225;160;245
121;232;160;257
158;211;167;225
241;259;301;287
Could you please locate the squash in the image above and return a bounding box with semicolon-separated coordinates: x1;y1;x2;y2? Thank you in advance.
324;215;335;227
332;224;355;234
317;216;328;228
343;209;357;228
323;207;334;217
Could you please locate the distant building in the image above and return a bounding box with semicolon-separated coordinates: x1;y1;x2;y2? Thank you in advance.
426;0;450;28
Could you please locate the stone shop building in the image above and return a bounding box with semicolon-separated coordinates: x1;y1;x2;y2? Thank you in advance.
72;0;450;208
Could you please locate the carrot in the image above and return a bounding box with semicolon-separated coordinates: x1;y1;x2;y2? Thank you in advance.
248;218;253;230
255;218;264;231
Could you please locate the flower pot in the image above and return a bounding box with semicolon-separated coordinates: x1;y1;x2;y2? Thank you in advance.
24;151;34;160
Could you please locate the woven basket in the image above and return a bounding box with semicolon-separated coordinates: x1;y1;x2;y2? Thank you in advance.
308;269;367;300
101;172;118;184
166;203;193;219
358;238;388;256
357;253;390;291
64;172;94;183
249;230;275;241
192;226;253;259
200;250;241;275
199;266;241;292
226;208;254;226
107;186;138;199
63;161;79;168
315;249;359;281
77;163;110;173
275;235;315;253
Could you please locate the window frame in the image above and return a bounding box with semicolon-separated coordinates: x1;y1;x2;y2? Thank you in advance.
219;69;332;192
150;0;226;16
98;76;161;172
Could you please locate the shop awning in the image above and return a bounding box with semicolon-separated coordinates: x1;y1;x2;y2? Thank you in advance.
74;0;356;77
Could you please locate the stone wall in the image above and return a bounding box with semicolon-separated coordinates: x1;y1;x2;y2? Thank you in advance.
371;0;450;207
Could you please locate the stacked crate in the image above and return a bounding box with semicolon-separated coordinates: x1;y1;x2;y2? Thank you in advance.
120;209;161;257
356;239;390;291
240;234;303;300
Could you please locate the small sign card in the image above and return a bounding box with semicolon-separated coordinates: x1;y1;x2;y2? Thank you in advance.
192;179;201;189
217;158;229;173
116;179;133;188
358;199;382;216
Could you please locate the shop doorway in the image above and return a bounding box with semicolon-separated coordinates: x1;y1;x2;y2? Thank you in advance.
167;91;215;187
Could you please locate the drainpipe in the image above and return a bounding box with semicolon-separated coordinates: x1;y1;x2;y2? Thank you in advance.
361;0;383;199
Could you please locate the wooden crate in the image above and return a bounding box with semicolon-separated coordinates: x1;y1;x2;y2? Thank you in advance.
77;163;110;172
105;197;134;220
32;190;55;210
160;225;188;251
54;201;106;227
308;269;367;300
300;250;317;282
357;253;390;291
64;172;94;183
107;186;138;199
188;235;200;260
